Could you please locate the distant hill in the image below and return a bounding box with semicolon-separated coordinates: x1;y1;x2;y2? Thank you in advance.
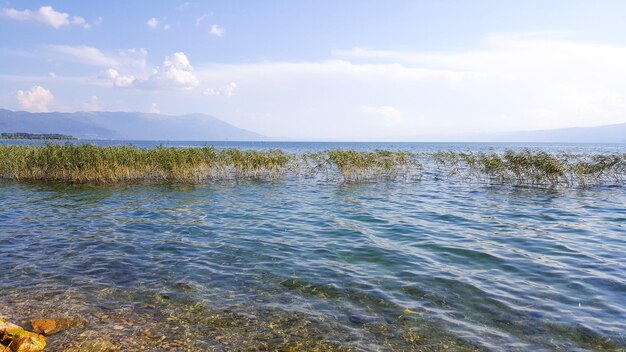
400;122;626;143
480;123;626;143
0;109;265;141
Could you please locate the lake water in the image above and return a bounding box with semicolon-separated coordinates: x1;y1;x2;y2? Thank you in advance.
1;142;625;351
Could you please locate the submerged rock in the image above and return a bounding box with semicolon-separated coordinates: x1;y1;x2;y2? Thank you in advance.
0;318;46;352
74;334;118;352
31;318;70;336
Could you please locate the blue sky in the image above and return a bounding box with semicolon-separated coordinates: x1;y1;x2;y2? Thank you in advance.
1;1;626;140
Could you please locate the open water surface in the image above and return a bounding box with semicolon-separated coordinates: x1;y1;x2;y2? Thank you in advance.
0;142;625;351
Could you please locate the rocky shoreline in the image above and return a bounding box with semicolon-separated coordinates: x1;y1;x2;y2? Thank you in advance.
0;317;73;352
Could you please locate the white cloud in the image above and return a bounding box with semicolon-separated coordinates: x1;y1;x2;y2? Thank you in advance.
146;17;159;29
332;35;626;131
71;16;89;29
99;68;136;88
146;17;170;30
191;33;626;138
150;103;160;114
82;95;101;111
361;105;404;124
46;45;147;68
6;31;626;139
195;59;476;83
210;24;224;37
48;72;57;79
99;52;199;90
1;6;91;28
47;45;116;67
195;13;211;26
139;52;199;89
177;2;191;10
116;48;148;68
115;76;136;87
204;82;237;97
16;86;54;112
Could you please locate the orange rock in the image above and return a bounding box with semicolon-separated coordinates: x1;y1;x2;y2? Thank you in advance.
10;334;46;352
0;320;46;352
0;320;24;336
31;319;70;336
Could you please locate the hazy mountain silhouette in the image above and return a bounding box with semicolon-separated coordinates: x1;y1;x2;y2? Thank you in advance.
0;109;264;141
2;109;624;142
391;122;626;143
473;123;626;143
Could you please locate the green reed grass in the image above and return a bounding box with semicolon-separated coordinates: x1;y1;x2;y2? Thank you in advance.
0;144;418;184
0;145;624;187
325;150;422;182
0;144;291;183
432;150;626;187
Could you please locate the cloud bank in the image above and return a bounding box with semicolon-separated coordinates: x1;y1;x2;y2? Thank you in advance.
191;33;626;138
46;45;148;68
1;6;91;28
16;86;54;112
100;52;199;90
204;82;237;97
3;30;626;139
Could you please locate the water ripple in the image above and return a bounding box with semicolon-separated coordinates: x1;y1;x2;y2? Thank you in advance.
1;178;625;350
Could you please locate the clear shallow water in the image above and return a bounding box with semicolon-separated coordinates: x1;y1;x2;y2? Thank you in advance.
1;142;625;351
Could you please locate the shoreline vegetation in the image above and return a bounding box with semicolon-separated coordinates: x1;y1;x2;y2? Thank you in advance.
0;132;77;140
0;144;624;187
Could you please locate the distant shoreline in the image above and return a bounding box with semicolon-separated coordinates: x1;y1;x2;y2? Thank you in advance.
0;132;77;140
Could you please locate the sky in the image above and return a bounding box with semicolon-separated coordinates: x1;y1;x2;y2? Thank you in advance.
1;1;626;140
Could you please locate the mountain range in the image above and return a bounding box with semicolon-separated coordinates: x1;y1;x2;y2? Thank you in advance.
0;109;264;141
468;123;626;143
1;109;625;142
389;122;626;143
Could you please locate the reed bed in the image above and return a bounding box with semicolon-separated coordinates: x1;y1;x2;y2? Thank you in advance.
0;144;624;187
433;150;626;187
0;144;291;183
0;144;418;184
298;150;422;182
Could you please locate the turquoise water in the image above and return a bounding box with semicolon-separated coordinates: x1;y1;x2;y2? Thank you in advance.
1;142;625;351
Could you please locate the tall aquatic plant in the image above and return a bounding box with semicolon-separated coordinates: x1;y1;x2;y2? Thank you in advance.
432;150;626;188
0;145;624;187
326;150;421;182
0;144;291;183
